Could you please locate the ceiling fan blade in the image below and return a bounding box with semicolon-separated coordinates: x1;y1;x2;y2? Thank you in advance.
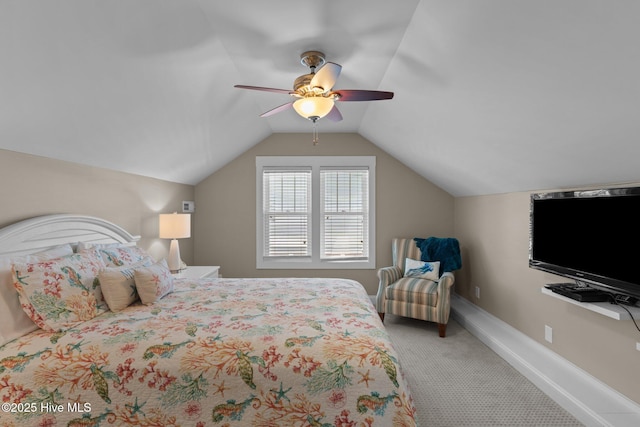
310;62;342;92
325;105;343;122
260;102;293;117
332;89;394;101
235;85;294;95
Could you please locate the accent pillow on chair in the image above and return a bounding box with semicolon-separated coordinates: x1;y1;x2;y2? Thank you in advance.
404;258;440;281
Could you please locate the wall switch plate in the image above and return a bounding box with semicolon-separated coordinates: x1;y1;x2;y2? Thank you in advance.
182;201;195;213
636;342;640;352
545;325;553;343
475;286;480;299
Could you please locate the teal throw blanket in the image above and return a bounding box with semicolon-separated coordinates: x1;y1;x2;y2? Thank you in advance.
413;237;462;273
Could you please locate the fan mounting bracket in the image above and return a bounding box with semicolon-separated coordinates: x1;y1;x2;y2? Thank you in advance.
300;51;326;71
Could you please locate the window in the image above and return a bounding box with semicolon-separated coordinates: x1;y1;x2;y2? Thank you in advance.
257;156;375;269
320;168;369;260
262;168;311;258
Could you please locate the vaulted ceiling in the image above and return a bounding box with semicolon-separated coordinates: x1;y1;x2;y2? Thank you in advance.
2;0;639;197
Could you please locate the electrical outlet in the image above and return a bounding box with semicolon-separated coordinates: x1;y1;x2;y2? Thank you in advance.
545;325;553;343
636;342;640;352
475;286;480;299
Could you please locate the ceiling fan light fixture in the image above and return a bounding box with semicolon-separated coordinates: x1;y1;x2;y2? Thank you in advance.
235;50;393;126
293;96;334;120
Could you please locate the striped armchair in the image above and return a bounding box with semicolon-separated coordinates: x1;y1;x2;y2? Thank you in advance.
376;237;459;337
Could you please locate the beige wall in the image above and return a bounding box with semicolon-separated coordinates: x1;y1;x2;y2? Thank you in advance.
194;133;454;294
0;149;195;263
454;189;640;405
5;139;638;406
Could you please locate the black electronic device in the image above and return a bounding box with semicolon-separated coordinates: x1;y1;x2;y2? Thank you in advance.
530;187;640;300
545;283;611;303
614;294;638;306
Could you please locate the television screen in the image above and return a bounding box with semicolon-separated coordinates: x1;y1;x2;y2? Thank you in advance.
529;187;640;299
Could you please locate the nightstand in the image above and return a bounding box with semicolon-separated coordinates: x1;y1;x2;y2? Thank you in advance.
174;266;220;280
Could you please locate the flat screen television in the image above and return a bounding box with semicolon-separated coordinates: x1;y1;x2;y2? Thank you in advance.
529;186;640;299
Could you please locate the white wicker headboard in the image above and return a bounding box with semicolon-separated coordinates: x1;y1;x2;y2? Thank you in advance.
0;214;141;257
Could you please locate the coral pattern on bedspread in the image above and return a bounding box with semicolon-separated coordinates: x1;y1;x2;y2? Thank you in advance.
0;277;416;426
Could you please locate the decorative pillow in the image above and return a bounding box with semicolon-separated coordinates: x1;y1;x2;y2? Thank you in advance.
0;244;74;345
134;259;174;305
96;245;148;267
12;249;107;332
98;257;154;311
404;258;440;281
76;241;123;252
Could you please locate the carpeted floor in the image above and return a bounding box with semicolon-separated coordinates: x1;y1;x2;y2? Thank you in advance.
382;314;584;426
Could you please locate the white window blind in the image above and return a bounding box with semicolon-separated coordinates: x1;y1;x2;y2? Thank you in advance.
256;156;375;269
320;168;369;260
262;168;311;258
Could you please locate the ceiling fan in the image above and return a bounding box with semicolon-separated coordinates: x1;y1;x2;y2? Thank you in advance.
235;51;394;124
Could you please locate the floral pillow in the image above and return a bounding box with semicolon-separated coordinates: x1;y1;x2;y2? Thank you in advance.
0;244;74;345
134;259;174;305
12;249;107;332
76;241;123;252
404;258;440;281
98;257;154;312
97;245;148;267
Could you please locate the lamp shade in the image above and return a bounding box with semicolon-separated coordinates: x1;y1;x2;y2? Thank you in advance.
159;213;191;239
293;96;334;120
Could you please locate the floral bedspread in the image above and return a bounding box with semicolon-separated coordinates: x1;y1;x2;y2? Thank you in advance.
0;277;416;426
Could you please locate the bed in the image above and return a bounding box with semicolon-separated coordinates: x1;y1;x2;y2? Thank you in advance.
0;215;416;426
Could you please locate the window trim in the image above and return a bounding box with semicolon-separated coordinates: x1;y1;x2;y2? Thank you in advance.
256;156;376;269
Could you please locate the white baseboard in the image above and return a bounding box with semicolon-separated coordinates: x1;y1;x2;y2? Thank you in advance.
451;294;640;427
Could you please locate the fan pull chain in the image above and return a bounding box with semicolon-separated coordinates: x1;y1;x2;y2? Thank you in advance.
311;117;320;145
312;121;319;145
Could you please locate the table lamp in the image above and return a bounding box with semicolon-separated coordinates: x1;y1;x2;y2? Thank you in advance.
159;212;191;273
